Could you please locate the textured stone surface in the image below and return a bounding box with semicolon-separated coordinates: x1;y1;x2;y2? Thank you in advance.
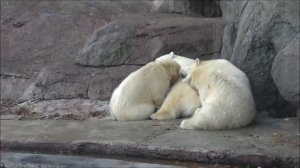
272;35;300;111
0;1;225;106
0;99;110;120
0;1;147;105
1;117;299;167
220;0;300;117
76;14;226;67
0;65;140;105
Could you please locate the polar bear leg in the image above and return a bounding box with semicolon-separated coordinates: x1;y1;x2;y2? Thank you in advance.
180;104;215;130
150;107;178;120
122;103;156;121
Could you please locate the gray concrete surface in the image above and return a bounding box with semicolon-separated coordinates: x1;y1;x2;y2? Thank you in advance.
0;152;185;168
1;116;299;167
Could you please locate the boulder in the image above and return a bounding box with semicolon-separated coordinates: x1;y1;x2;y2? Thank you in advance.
271;35;300;113
76;13;226;67
220;0;299;117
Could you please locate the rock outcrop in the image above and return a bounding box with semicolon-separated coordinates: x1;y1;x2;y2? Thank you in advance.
220;0;299;117
1;1;225;106
271;35;300;113
0;1;146;105
76;14;226;67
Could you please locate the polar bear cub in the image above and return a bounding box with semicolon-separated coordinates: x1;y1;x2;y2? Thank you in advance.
181;59;256;130
110;60;181;121
150;80;201;120
155;52;196;74
150;52;201;120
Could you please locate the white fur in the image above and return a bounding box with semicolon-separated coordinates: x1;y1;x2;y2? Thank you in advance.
180;59;256;130
110;60;180;121
150;80;201;120
155;52;196;74
150;52;201;120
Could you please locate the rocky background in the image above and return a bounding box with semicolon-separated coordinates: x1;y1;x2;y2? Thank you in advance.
1;0;299;118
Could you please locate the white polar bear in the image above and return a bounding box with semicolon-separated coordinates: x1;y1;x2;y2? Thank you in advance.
150;52;201;120
150;80;201;120
181;59;256;130
110;60;181;121
155;52;196;74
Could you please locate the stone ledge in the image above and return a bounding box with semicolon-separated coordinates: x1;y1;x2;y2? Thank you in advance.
2;140;298;168
1;117;299;167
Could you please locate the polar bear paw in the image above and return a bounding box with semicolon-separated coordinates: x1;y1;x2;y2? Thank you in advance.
150;111;176;120
180;119;194;129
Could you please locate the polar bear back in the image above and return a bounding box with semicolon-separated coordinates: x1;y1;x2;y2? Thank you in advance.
182;59;256;130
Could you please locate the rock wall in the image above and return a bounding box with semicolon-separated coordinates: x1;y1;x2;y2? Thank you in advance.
0;1;224;106
76;14;225;67
271;35;300;115
0;1;149;105
220;0;299;117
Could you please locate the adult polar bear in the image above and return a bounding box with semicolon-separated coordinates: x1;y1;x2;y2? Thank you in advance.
181;59;256;130
110;60;180;121
150;52;200;120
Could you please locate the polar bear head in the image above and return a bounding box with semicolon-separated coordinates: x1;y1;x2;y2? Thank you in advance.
158;59;181;84
180;58;202;81
155;52;197;78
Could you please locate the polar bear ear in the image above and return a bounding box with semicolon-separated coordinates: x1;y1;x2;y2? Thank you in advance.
196;58;201;65
169;52;175;58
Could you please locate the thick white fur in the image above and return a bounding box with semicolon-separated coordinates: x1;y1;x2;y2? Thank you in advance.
181;59;256;130
150;52;201;120
155;52;196;74
110;60;180;121
150;80;201;120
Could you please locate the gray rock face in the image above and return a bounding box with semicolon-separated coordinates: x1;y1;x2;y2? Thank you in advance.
0;1;225;106
75;15;148;67
76;14;226;67
0;65;139;105
220;0;299;117
0;1;147;105
271;35;300;111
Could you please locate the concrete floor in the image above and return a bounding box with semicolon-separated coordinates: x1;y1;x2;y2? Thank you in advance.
1;115;299;167
1;152;185;168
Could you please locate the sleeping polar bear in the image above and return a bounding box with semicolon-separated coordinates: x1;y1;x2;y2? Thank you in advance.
181;59;256;130
150;52;201;120
110;59;181;121
150;80;201;120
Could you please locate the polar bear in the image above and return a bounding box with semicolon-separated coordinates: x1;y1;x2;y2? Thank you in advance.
155;52;196;74
150;80;201;120
110;60;181;121
180;59;256;130
150;52;201;120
